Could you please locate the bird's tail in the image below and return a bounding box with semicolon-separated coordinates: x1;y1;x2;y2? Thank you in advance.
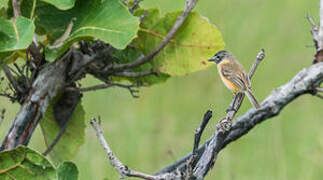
245;88;261;109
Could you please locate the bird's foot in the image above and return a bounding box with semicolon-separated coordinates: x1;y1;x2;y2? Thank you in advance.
217;118;232;132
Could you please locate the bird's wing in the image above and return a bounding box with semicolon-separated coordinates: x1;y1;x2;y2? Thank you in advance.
221;64;247;90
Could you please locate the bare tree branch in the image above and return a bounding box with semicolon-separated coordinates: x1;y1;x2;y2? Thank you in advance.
0;56;71;150
0;109;5;128
306;2;323;64
129;0;143;13
2;66;24;94
193;110;212;155
111;0;199;71
90;117;180;180
248;49;265;79
113;70;156;78
157;62;323;176
318;0;323;49
12;0;21;17
306;14;319;49
43;89;82;156
313;93;323;99
0;93;15;100
78;84;114;92
77;82;146;98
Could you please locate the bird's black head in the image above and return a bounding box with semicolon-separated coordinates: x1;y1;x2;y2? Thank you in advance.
208;50;230;64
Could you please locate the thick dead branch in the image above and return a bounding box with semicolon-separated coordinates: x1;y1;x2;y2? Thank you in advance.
157;62;323;176
111;0;199;71
0;58;70;151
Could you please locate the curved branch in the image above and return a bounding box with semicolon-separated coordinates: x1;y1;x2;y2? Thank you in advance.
111;0;199;71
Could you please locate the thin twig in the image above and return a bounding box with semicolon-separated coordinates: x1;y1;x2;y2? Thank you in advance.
12;0;21;17
91;117;175;180
0;109;5;127
319;0;323;49
185;110;212;178
2;65;24;93
78;84;114;92
129;0;143;13
0;93;16;101
314;93;323;99
43;107;75;156
193;110;212;155
139;10;148;22
248;49;266;79
114;70;156;78
306;14;319;50
111;0;199;71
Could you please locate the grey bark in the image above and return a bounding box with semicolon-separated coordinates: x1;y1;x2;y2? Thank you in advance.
0;60;68;150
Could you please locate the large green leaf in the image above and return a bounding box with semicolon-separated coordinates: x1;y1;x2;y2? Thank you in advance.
40;0;76;10
0;16;35;53
40;94;85;164
132;9;225;76
21;0;139;61
57;161;78;180
0;146;56;180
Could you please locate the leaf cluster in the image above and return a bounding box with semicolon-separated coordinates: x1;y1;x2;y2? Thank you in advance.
0;0;225;178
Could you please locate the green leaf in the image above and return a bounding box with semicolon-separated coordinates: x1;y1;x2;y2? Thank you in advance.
0;146;56;180
40;94;85;164
40;0;76;10
21;0;139;61
0;16;35;53
133;9;225;76
57;161;78;180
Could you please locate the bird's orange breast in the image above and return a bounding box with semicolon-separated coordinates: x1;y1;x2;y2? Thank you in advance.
217;60;240;92
221;76;240;91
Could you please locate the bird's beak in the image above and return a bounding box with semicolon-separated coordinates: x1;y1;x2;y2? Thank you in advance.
208;57;216;62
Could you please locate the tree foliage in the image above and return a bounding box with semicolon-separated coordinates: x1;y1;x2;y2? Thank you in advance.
0;0;225;176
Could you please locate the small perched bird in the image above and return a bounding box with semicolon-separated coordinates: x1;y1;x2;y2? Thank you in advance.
208;50;261;109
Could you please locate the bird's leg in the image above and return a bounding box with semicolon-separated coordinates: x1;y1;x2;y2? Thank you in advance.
226;92;238;113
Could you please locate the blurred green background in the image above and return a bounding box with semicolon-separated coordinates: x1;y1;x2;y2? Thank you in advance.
1;0;323;179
